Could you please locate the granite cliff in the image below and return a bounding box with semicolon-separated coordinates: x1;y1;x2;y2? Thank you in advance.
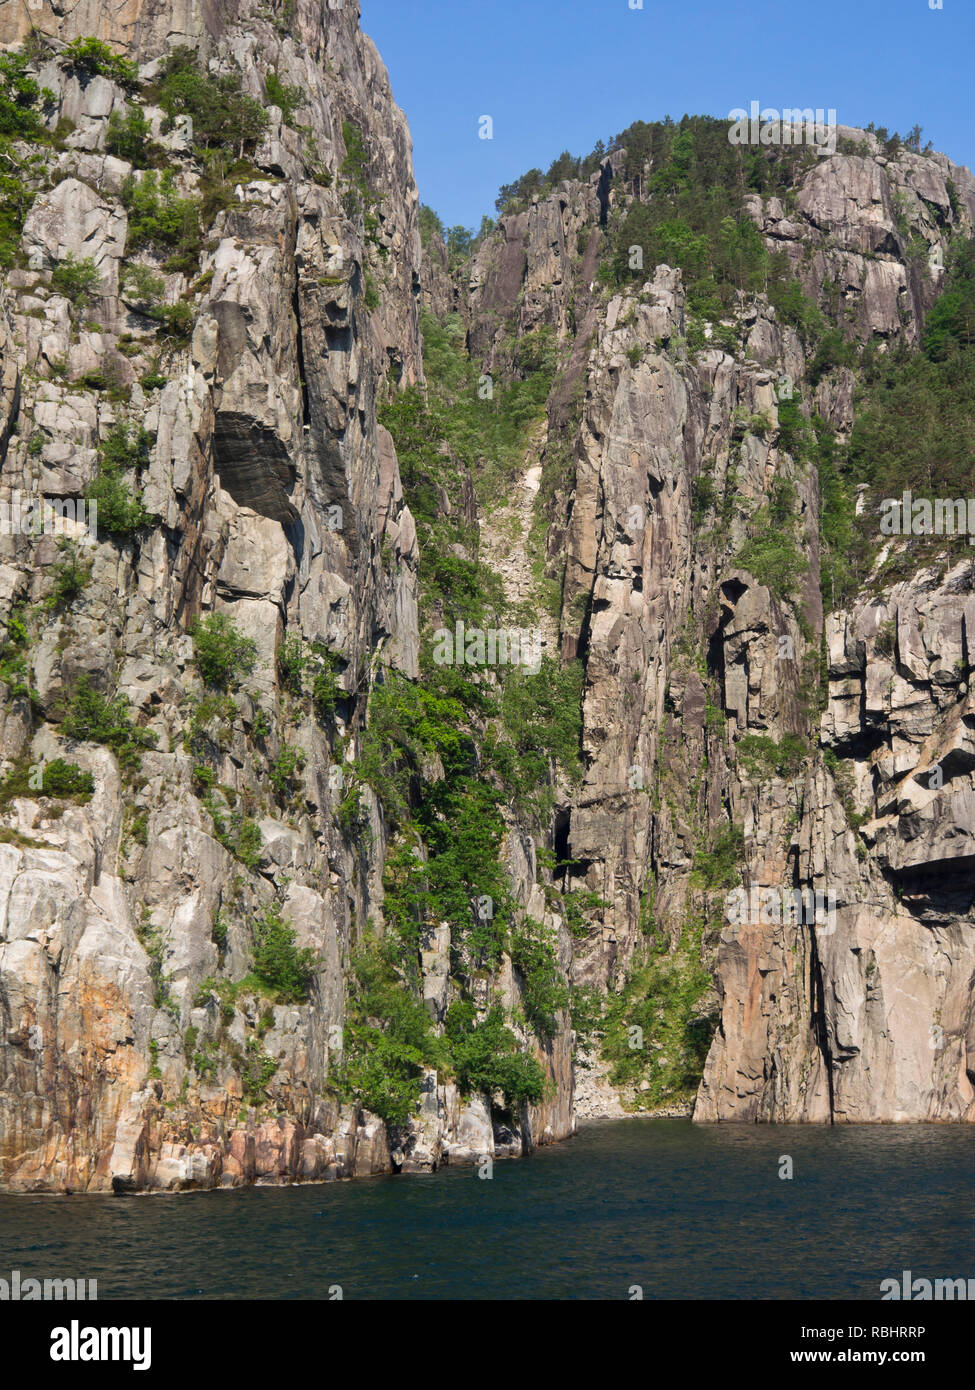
0;3;972;1193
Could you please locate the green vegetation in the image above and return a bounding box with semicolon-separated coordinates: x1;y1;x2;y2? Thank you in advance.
508;918;570;1039
41;756;95;800
383;311;556;510
359;680;515;961
736;732;808;783
211;911;228;954
263;70;302;124
0;608;33;701
156;46;268;158
733;528;808;598
356;672;470;828
184;692;237;760
0;757;94;806
924;242;975;360
47;540;91;610
809;239;975;604
595;119;819;328
268;744;306;799
0;51;50;141
341;931;445;1125
190;613;257;691
0;51;50;266
418;204;445;248
251;905;317;1002
121;49;269;232
496;145;610;214
340;118;371;201
51;255;101;310
348;293;591;1124
201;793;262;869
61;675;156;771
417;203;495;265
806;327;859;387
59;37;139;86
341;931;546;1126
241;1042;278;1103
495;117;822;338
121;263;165;308
733;495;808;601
690;823;744;890
445;1002;546;1107
849;242;975;502
489;658;584;810
121;169;201;268
823;748;869;830
338;118;387;252
599;925;717;1109
276;634;307;698
124;804;148;847
105;104;153;163
86;421;153;538
559;883;608;940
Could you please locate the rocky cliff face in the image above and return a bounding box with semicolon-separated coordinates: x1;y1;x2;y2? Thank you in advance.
0;10;972;1196
0;0;576;1192
447;126;975;1125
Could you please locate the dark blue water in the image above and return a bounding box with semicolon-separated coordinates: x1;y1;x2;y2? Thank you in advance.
1;1119;972;1299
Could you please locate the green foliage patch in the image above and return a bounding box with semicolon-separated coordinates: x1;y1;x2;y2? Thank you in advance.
251;905;318;1002
59;37;139;86
61;675;156;771
0;756;94;806
191;613;257;691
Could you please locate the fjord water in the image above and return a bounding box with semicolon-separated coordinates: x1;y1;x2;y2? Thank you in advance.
1;1119;972;1300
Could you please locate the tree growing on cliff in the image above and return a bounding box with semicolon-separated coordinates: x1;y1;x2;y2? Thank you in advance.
190;614;258;692
158;46;268;158
251;906;318;1002
59;36;139;87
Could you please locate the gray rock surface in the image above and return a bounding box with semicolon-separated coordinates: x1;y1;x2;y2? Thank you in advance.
1;4;974;1199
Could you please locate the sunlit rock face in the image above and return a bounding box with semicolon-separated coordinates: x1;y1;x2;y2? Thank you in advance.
1;8;974;1197
457;127;975;1125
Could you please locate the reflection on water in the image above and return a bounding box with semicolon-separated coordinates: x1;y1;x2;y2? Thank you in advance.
0;1119;972;1300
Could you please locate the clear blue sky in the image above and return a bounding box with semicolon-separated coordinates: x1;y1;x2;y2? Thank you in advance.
360;0;975;231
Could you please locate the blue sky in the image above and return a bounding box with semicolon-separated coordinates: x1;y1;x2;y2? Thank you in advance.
360;0;975;231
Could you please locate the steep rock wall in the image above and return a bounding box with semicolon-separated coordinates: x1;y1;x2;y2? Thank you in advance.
0;1;573;1192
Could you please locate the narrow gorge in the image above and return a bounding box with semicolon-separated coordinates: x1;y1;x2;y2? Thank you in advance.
0;0;973;1195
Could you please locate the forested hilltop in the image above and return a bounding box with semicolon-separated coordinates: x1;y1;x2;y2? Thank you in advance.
0;2;973;1193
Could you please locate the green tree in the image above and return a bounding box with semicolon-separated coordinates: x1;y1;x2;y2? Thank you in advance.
121;169;201;261
445;1002;545;1107
263;70;302;124
51;254;101;310
61;676;156;771
190;613;257;691
59;37;139;86
0;51;49;139
159;47;268;157
105;104;152;163
251;906;318;1001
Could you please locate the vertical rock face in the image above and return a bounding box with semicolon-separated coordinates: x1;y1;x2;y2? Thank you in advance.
1;20;973;1198
450;127;975;1126
0;0;576;1192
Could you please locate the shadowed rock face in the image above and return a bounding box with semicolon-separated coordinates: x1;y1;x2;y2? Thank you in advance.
212;413;297;525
